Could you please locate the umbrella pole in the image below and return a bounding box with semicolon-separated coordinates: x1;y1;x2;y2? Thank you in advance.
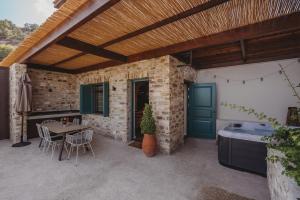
12;113;31;147
20;113;24;143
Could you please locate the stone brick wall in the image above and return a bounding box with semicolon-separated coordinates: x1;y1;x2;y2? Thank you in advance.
77;56;172;152
267;149;300;200
77;56;195;153
9;63;27;143
28;69;77;112
169;57;196;151
9;55;197;153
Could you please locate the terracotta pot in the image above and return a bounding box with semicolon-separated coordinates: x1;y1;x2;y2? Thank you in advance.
142;134;156;157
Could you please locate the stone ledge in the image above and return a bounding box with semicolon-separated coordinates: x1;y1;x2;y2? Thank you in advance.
267;148;300;200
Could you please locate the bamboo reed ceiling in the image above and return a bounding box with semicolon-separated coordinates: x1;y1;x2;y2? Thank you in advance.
1;0;300;70
0;0;90;67
105;0;300;55
28;44;81;65
56;54;109;69
68;0;208;46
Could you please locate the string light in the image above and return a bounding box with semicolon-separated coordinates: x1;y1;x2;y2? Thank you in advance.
206;60;297;85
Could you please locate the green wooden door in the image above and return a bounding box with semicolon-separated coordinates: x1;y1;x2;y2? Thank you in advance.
188;83;216;139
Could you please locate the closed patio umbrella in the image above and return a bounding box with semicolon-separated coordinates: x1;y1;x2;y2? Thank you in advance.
12;73;32;147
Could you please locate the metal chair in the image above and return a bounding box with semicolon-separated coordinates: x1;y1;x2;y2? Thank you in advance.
66;129;95;166
73;118;80;125
41;126;64;159
36;123;46;149
81;120;89;126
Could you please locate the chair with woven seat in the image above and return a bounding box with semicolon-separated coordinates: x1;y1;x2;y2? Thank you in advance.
66;129;95;166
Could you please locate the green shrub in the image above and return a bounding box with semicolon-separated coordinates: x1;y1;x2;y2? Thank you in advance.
0;44;14;60
140;104;156;135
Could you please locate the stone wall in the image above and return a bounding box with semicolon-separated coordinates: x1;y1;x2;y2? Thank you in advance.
267;149;300;200
9;55;196;153
77;56;173;153
28;69;77;112
76;56;195;153
9;63;27;144
169;57;196;151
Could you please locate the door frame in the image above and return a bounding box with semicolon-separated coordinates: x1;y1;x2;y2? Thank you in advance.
184;80;193;138
0;67;9;140
187;82;216;139
131;78;149;140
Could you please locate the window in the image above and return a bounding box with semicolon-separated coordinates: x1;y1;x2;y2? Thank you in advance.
80;82;109;117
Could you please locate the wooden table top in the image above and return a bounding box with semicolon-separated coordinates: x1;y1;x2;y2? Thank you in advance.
45;123;89;134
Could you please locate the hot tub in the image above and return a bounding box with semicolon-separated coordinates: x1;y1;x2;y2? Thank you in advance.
218;122;273;176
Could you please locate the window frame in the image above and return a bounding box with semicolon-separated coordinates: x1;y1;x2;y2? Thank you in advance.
80;82;109;117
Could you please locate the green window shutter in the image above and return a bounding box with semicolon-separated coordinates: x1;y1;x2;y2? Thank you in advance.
80;85;85;114
103;82;109;117
90;84;96;113
80;84;94;114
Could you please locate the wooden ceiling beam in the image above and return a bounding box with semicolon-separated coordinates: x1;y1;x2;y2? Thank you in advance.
196;52;300;70
194;46;300;69
20;0;121;63
240;39;246;62
27;63;75;74
192;42;240;58
51;0;229;67
246;32;300;54
57;37;127;62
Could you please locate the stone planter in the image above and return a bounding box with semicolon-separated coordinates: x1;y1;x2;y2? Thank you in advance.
267;148;300;200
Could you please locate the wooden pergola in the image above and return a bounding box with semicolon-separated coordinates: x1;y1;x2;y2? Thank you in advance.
1;0;300;73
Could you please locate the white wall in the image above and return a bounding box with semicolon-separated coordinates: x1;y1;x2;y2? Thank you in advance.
196;58;300;130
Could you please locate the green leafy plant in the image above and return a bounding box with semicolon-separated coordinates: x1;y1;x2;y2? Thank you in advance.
140;104;156;135
0;44;14;60
222;102;300;186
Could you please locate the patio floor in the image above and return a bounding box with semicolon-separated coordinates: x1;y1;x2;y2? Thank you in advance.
0;135;270;200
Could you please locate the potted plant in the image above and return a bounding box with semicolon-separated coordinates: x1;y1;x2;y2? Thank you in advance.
140;104;156;157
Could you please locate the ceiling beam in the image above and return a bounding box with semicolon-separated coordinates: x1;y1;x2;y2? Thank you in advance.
75;12;300;73
192;42;240;58
27;63;75;74
52;0;229;66
240;39;246;62
194;48;300;69
19;0;121;63
57;37;127;62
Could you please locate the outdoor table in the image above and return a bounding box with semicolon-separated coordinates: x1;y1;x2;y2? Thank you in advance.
45;123;90;161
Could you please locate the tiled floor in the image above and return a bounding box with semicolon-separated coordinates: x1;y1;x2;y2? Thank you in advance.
0;135;270;200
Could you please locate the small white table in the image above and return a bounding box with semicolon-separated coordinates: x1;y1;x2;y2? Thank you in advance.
45;123;90;161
